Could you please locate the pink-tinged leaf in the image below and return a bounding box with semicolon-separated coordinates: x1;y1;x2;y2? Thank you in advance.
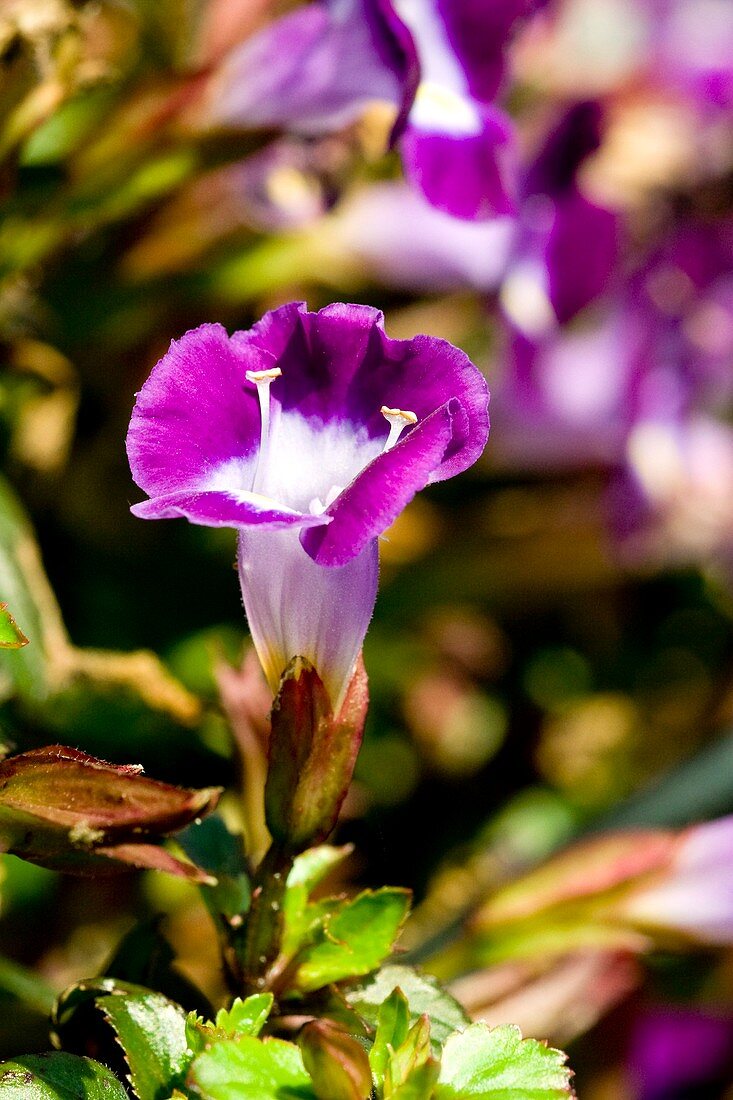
0;744;221;877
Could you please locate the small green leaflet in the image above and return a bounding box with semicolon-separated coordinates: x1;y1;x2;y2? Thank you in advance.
214;993;274;1038
369;988;411;1088
101;991;189;1100
347;965;470;1052
281;844;353;958
0;603;28;649
293;887;411;991
187;1035;317;1100
434;1024;574;1099
0;1053;128;1099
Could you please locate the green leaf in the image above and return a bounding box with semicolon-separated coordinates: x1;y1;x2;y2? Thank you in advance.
178;816;251;925
0;474;63;700
385;1015;432;1097
369;988;410;1088
101;991;190;1100
294;888;411;992
187;1035;316;1099
434;1024;574;1099
281;846;352;959
390;1058;441;1100
0;604;28;648
346;965;470;1051
0;1053;128;1099
215;994;274;1038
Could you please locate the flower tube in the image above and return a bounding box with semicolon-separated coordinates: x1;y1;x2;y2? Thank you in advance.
127;302;489;710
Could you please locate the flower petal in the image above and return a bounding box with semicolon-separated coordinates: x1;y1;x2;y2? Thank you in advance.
232;302;489;480
126;323;265;498
400;104;516;219
205;0;416;136
238;528;378;708
131;489;329;530
301;399;465;566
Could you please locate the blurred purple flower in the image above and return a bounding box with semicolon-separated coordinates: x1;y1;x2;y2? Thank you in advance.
620;815;733;942
648;0;733;111
127;303;488;706
206;0;536;219
627;1006;733;1100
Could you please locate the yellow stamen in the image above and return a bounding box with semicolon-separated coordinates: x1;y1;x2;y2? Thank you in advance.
381;405;418;451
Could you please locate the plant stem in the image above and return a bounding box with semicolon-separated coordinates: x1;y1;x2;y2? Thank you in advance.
241;842;294;991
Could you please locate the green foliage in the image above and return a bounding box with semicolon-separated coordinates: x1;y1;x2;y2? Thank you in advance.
177;816;252;926
101;992;190;1100
187;1035;316;1100
369;988;411;1088
0;1053;128;1099
214;994;274;1038
293;888;411;991
0;604;28;649
281;844;352;957
346;965;470;1051
434;1024;573;1099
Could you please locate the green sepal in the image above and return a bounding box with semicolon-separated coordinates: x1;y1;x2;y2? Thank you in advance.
0;1053;127;1099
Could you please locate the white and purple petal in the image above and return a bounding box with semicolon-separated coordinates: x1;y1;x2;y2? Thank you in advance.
238;529;378;708
401;101;516;219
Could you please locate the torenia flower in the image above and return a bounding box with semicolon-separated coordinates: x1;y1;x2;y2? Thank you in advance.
127;302;488;709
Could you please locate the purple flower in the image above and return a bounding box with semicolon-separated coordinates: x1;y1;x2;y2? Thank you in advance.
127;303;488;707
205;0;534;219
619;816;733;943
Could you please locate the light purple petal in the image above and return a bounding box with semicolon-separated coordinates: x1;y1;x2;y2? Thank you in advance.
126;323;264;499
238;528;378;708
301;400;464;566
131;489;329;530
400;104;516;219
333;182;514;292
206;0;416;136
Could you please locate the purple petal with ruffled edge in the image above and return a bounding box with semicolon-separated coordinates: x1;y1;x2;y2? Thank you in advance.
206;0;417;137
400;104;516;219
230;303;489;478
127;323;263;499
131;489;329;530
302;399;466;566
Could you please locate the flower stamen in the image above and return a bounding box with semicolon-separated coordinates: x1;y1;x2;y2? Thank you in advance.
381;405;418;452
246;367;282;491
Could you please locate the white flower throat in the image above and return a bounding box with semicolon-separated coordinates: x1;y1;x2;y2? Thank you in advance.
244;368;418;513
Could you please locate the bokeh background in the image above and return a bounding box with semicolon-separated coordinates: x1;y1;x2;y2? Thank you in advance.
2;0;733;1095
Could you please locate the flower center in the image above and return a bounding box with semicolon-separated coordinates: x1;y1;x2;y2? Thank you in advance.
245;370;418;508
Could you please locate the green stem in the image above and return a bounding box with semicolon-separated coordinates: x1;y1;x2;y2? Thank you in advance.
0;954;55;1015
241;843;294;991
